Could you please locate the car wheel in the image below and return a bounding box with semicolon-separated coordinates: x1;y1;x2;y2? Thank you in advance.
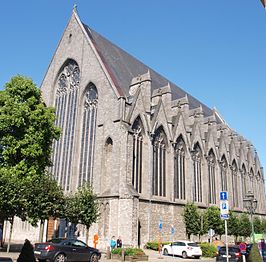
194;256;200;259
182;251;187;259
54;253;66;262
90;253;99;262
163;248;168;255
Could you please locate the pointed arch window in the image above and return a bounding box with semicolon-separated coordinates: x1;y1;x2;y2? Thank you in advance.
256;171;261;210
152;127;167;197
52;59;80;191
192;143;202;202
220;155;228;191
231;160;238;207
78;83;98;186
241;164;247;199
249;168;254;192
208;149;216;204
132;117;143;193
174;136;186;200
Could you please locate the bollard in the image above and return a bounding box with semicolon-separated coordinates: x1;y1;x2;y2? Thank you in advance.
121;248;125;261
106;246;111;259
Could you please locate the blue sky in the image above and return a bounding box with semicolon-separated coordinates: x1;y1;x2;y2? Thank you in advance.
1;1;266;175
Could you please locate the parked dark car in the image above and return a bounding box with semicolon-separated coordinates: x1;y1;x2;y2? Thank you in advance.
34;238;101;262
216;246;242;262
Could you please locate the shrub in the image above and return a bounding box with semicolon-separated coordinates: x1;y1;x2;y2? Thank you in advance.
145;241;170;250
247;243;262;262
111;248;122;255
124;248;145;256
199;242;218;258
111;247;145;256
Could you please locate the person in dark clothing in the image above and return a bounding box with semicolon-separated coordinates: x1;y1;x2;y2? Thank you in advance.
17;239;36;262
117;236;122;248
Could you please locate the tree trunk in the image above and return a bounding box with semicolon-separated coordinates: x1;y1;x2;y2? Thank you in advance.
86;227;89;245
7;217;14;253
39;220;44;242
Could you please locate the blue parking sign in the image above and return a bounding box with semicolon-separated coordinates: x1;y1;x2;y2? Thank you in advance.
220;191;228;201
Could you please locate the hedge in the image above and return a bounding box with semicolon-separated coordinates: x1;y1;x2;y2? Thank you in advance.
145;241;170;251
199;243;218;258
111;248;145;256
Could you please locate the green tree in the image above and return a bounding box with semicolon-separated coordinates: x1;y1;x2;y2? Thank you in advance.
65;183;100;244
253;217;262;234
25;173;65;241
0;75;60;174
0;170;28;252
0;76;60;251
238;213;252;239
198;211;208;241
261;218;266;234
228;211;240;241
247;243;263;262
182;203;201;240
205;206;224;238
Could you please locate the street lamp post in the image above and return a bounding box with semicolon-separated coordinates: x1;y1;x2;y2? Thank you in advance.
243;190;258;243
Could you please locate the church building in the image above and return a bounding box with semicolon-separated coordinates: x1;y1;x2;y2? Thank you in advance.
35;9;266;247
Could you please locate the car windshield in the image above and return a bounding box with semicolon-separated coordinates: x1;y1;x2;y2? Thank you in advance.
188;243;198;247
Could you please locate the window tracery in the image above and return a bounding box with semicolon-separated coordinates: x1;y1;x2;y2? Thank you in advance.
52;60;80;191
192;143;202;202
132;117;143;193
249;168;254;193
241;164;247;199
220;155;228;191
78;83;98;186
207;149;216;204
174;136;186;200
152;127;167;197
231;160;238;207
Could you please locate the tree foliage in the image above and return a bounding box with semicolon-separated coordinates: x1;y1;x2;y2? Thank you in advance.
182;203;201;240
65;183;100;229
247;243;263;262
0;76;61;249
205;206;224;237
25;174;65;226
228;211;240;240
65;183;100;244
0;170;27;223
238;213;252;238
253;217;262;234
261;218;266;234
0;75;60;175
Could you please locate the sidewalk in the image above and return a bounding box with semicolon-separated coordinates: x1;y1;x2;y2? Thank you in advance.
0;248;215;262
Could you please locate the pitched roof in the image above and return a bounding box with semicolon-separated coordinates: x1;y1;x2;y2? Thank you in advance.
82;23;213;117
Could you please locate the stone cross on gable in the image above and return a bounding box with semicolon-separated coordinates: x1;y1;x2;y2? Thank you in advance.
193;110;200;118
176;100;182;109
217;125;226;133
206;118;212;126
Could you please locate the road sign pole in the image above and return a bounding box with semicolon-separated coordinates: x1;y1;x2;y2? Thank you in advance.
225;219;229;262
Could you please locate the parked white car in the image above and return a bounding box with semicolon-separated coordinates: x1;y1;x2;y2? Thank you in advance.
162;240;202;259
